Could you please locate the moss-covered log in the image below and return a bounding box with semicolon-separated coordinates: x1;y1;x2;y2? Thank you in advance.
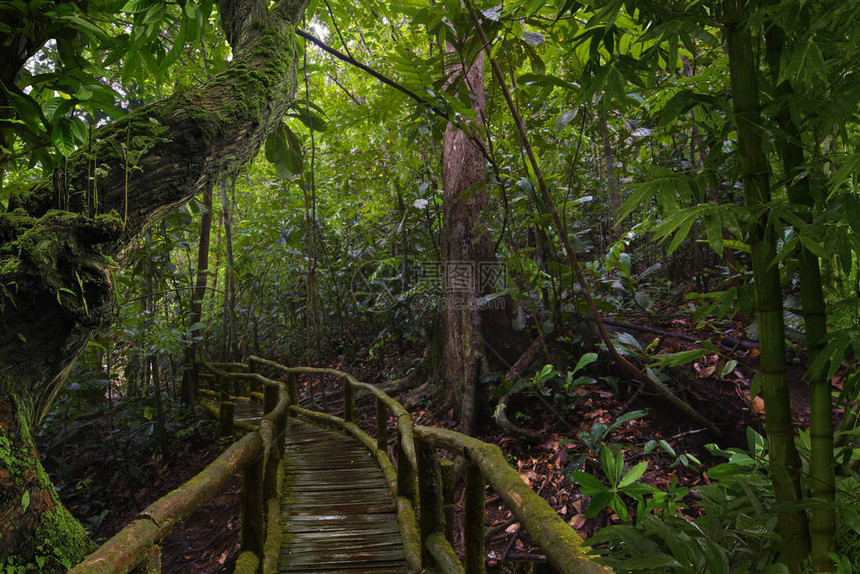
0;0;309;565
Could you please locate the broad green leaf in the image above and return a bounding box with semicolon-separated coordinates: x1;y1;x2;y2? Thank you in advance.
618;461;647;488
650;348;708;369
702;206;724;257
51;121;76;157
585;490;614;518
601;446;623;486
573;352;597;374
0;83;47;132
568;471;610;496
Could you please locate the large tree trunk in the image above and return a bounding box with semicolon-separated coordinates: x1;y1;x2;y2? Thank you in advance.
440;49;489;433
0;0;307;565
439;48;512;433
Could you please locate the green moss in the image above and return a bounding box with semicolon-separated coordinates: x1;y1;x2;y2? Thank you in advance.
0;398;94;572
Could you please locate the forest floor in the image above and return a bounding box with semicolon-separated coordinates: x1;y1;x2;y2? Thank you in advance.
38;313;837;572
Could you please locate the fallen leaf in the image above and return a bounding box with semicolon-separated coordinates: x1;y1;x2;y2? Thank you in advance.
752;396;765;415
570;514;586;529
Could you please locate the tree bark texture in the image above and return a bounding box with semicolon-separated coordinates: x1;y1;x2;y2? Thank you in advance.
0;0;308;565
440;49;497;433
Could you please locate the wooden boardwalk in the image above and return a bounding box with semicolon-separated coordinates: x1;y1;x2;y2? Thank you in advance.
280;421;413;573
202;396;413;573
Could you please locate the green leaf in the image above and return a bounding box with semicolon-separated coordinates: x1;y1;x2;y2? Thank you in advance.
573;352;597;374
51;121;76;157
750;372;761;399
265;122;303;178
658;89;694;128
618;461;647;488
601;445;623;487
525;0;547;17
585;490;614;518
289;105;328;132
569;471;610;496
721;359;738;377
0;82;47;133
21;491;30;513
122;0;158;12
650;348;708;369
702;206;724;257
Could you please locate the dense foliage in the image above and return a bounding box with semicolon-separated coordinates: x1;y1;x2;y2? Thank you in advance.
2;0;860;571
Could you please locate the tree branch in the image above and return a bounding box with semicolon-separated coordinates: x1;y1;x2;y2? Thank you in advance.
295;28;450;121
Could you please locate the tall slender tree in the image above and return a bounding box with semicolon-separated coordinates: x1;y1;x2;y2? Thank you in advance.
723;0;811;568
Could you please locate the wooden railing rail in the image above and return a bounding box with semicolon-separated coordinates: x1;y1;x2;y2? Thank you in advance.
247;356;423;569
413;426;611;574
69;359;289;574
70;357;609;574
245;356;609;574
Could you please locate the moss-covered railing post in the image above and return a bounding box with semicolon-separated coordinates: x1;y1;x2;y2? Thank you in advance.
239;449;265;557
416;436;444;566
464;463;486;574
218;398;235;452
441;460;455;546
397;431;416;504
248;358;260;395
343;376;355;423
376;398;389;452
287;373;298;406
218;372;228;402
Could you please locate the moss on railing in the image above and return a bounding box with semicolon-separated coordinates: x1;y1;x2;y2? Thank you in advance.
72;357;610;574
69;361;290;574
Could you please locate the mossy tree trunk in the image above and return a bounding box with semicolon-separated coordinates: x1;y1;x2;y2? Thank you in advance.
439;45;512;434
0;0;308;566
440;46;490;434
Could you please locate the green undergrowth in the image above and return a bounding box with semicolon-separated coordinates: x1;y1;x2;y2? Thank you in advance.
577;427;860;573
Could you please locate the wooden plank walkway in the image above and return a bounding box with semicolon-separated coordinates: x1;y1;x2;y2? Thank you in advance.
280;421;413;573
199;396;413;572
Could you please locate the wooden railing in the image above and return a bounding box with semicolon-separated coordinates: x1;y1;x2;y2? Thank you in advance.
69;357;609;573
68;359;290;574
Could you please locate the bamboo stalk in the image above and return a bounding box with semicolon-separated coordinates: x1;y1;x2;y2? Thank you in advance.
724;1;810;568
765;21;835;571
